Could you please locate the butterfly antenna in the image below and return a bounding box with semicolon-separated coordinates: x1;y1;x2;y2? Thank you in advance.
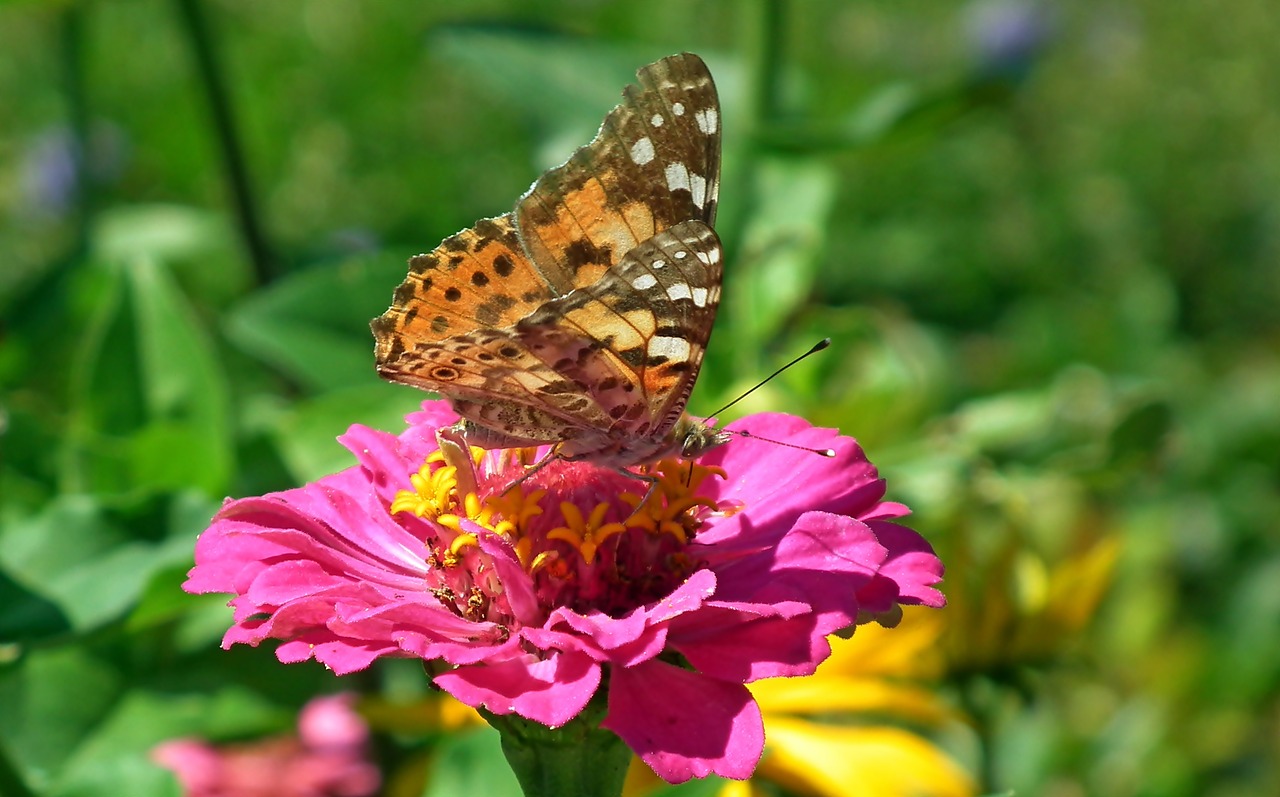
708;338;831;417
730;428;835;457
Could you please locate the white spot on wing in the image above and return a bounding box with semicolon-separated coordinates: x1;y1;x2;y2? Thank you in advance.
674;250;688;259
691;287;710;307
651;260;666;270
629;137;655;166
664;162;708;208
631;273;658;290
650;113;664;127
672;102;686;116
648;335;692;362
664;162;690;193
694;108;718;134
667;283;693;301
689;173;708;208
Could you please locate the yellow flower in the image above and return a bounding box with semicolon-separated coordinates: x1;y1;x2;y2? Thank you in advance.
744;610;976;797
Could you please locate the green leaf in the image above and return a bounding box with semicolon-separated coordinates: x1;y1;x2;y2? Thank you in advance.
94;204;247;305
61;253;232;498
0;647;122;778
0;566;69;642
428;31;656;144
224;254;408;393
0;496;186;638
648;774;728;796
423;726;523;797
125;257;233;495
271;383;426;483
126;491;220;632
730;156;836;358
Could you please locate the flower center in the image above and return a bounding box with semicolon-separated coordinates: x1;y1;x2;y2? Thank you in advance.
389;443;731;623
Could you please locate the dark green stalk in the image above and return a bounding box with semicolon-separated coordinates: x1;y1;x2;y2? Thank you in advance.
725;0;788;374
60;1;92;260
483;700;632;797
171;0;276;284
958;674;1002;794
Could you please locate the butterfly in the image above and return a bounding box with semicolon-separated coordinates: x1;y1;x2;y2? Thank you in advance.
371;53;728;475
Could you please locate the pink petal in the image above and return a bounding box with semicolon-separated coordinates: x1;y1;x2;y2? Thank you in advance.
603;658;763;783
697;414;889;548
866;520;946;608
703;511;886;623
523;569;717;665
435;650;601;728
670;606;828;680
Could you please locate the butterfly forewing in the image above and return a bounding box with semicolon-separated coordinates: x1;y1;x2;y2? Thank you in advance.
371;214;557;367
515;53;721;292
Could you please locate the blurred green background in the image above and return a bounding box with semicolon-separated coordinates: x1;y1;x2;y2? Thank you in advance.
2;1;1278;796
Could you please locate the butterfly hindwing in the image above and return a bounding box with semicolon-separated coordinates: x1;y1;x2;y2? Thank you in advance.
516;220;722;433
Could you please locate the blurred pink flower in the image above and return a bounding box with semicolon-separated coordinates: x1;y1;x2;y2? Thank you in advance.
186;401;944;783
151;694;379;797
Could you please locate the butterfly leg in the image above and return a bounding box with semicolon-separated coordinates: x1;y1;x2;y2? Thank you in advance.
495;447;565;495
606;467;665;522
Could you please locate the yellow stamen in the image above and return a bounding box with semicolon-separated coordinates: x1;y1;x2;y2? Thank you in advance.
484;488;546;538
547;501;627;564
390;461;459;518
529;550;559;574
449;533;479;556
620;459;727;542
438;492;503;537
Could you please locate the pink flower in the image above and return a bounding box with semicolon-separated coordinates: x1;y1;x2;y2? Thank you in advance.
185;401;944;783
151;694;380;797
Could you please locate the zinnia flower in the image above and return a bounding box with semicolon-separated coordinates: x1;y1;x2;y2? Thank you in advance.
185;400;944;783
151;693;380;797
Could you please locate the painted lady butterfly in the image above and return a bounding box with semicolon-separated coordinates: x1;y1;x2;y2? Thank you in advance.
371;53;728;473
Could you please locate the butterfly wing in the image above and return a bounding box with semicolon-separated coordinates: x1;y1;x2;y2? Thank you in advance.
372;54;724;462
515;52;721;292
515;220;723;439
375;222;722;453
372;53;722;374
371;215;558;369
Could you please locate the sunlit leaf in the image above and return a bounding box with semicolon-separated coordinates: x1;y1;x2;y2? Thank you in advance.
223;254;407;393
271;383;426;483
0;496;184;637
424;726;521;797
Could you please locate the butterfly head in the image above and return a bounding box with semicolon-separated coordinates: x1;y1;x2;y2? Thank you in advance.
675;414;731;460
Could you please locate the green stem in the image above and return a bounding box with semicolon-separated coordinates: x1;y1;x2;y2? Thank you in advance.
483;701;632;797
724;0;789;375
958;674;1002;793
171;0;276;284
59;1;92;260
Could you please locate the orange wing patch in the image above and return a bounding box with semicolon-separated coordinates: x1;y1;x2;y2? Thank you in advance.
372;214;558;367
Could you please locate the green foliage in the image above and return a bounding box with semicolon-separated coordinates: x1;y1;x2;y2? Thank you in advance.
1;1;1277;796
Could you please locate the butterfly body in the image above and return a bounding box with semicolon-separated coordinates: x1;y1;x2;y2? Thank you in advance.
372;54;725;471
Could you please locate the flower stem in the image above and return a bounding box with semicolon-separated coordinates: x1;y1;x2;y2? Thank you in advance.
483;702;631;797
59;2;92;260
170;0;277;285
